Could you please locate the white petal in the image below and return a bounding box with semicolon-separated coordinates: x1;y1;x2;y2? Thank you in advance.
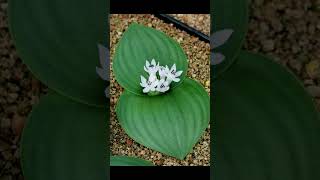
166;73;175;80
151;59;156;66
149;74;157;82
144;66;149;72
171;64;176;71
164;65;169;72
151;80;159;87
175;70;183;77
150;87;156;91
141;75;147;83
146;60;150;67
158;79;165;84
140;76;148;87
143;86;150;93
172;77;180;82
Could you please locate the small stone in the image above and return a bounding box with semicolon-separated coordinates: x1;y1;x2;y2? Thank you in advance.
126;139;132;146
306;60;320;79
156;153;162;159
1;118;11;129
0;139;11;152
288;59;302;72
7;93;18;103
2;150;13;160
155;159;164;165
11;114;25;137
1;3;8;10
0;175;13;180
303;79;314;86
306;86;320;98
262;40;275;51
205;80;210;87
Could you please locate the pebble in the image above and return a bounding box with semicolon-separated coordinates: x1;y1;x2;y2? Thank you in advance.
1;118;11;129
1;3;8;10
306;60;320;79
0;175;13;180
288;59;302;72
262;39;275;51
7;93;18;103
0;140;10;152
306;86;320;98
11;114;25;137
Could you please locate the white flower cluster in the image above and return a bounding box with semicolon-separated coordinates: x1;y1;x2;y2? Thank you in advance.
140;59;183;94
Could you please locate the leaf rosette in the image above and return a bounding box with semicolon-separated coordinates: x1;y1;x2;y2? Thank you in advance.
113;23;210;159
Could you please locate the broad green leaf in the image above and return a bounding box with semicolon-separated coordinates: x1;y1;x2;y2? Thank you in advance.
112;23;188;95
8;0;108;106
21;92;108;180
116;78;209;159
110;156;154;166
211;0;248;78
213;51;320;180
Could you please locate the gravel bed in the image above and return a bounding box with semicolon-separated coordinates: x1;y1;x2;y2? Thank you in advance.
169;14;210;35
244;0;320;109
0;0;48;179
109;14;210;166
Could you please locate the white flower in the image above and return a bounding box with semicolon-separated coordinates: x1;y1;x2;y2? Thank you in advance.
144;59;159;75
140;59;183;95
158;66;168;79
165;64;183;83
140;75;159;93
156;79;170;92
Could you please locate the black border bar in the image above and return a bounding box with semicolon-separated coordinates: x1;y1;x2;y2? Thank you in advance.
110;0;210;14
111;166;210;179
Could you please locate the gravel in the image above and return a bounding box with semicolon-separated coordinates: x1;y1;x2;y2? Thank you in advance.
244;0;320;109
109;14;210;166
169;14;210;35
0;0;48;178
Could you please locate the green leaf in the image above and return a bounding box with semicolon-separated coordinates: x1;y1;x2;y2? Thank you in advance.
112;23;188;95
110;156;154;166
21;92;108;180
213;51;320;179
8;0;108;107
116;78;209;159
212;0;249;78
